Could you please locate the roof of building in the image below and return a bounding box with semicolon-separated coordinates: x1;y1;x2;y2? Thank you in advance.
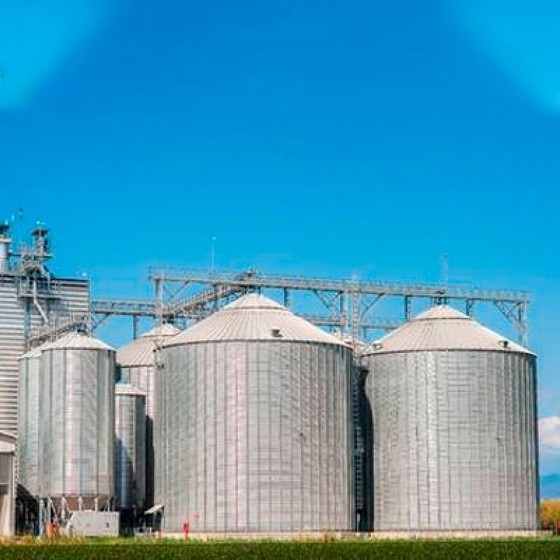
19;345;43;360
117;323;181;366
115;382;146;397
164;293;349;347
365;305;532;355
42;331;114;351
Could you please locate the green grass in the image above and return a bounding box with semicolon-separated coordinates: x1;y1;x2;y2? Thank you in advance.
2;540;560;559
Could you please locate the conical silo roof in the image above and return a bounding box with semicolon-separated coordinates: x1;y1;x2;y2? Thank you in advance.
165;293;349;346
19;343;47;360
117;324;181;366
365;305;532;355
115;382;146;397
42;331;114;351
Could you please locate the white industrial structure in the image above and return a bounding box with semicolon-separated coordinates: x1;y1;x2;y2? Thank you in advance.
0;432;15;536
0;220;541;536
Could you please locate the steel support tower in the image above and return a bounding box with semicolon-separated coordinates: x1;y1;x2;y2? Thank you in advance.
85;268;529;346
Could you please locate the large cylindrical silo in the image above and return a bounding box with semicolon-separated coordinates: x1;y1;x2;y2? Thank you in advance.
115;383;146;512
156;294;354;533
365;305;538;532
117;324;180;508
17;345;44;498
38;332;115;510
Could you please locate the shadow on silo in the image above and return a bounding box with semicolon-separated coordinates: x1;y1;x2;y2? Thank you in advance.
354;365;373;532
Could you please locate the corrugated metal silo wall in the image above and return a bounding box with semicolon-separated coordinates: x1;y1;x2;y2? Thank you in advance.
366;350;538;531
115;392;146;510
17;353;41;497
120;364;156;507
39;348;115;501
156;341;354;533
0;276;89;436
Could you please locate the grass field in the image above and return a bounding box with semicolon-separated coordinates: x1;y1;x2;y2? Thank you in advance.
2;540;560;559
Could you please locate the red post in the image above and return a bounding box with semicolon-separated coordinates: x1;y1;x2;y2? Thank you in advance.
183;520;190;541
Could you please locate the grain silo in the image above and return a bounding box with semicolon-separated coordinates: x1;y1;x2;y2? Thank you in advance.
365;305;538;532
156;293;354;533
17;345;44;499
38;332;115;512
117;323;180;509
115;383;146;512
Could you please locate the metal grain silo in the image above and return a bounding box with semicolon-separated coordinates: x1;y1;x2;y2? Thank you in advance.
156;294;354;533
38;332;115;511
115;383;146;512
17;345;44;498
117;324;180;508
365;306;538;532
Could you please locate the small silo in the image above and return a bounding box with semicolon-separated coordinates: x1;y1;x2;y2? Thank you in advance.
117;324;180;508
38;332;115;511
156;294;354;533
17;345;43;499
365;305;539;532
115;382;146;512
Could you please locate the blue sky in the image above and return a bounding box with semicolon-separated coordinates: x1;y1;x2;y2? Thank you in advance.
3;1;560;475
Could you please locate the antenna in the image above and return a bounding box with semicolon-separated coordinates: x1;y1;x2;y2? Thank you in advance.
210;236;217;275
9;208;23;255
440;253;449;286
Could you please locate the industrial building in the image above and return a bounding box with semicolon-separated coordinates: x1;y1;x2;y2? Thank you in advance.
0;225;89;438
0;224;89;536
0;221;541;536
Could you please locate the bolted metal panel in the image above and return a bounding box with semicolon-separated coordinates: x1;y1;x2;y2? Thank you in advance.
366;349;538;531
156;340;354;533
38;335;115;503
0;281;24;438
17;347;42;497
115;383;146;511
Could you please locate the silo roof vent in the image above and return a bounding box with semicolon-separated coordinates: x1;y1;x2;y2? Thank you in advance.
271;327;282;338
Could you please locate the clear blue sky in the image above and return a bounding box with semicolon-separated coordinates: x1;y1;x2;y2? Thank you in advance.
2;0;560;474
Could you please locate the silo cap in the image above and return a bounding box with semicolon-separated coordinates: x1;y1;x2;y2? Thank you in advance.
364;305;533;355
115;382;146;397
117;323;181;366
42;331;114;351
164;293;350;346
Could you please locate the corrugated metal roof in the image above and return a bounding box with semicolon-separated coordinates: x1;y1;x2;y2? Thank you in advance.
165;293;349;346
117;324;181;366
19;345;44;359
42;331;114;351
365;305;532;355
115;382;146;397
140;324;181;338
